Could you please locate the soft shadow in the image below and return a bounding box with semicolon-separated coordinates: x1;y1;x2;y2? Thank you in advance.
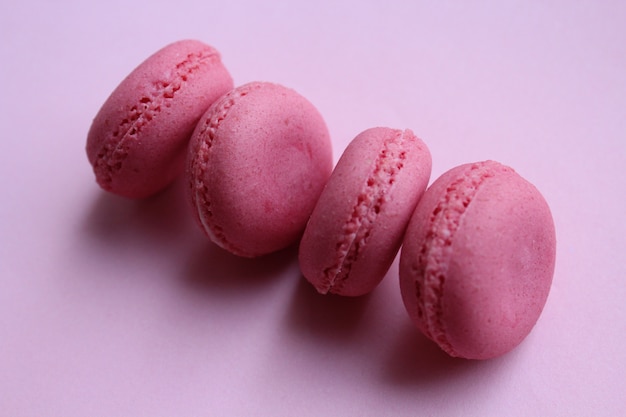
286;277;372;344
183;240;298;295
384;322;490;387
82;177;192;243
83;174;299;294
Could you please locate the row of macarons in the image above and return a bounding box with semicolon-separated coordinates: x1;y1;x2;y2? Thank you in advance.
87;39;556;360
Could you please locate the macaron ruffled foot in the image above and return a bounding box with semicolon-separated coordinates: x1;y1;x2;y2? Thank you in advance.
86;39;234;198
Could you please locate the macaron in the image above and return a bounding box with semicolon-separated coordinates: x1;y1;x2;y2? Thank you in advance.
86;39;234;198
299;127;432;297
399;160;556;360
186;81;333;258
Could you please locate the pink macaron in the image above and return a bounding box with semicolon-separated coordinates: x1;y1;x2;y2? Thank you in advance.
299;127;432;297
86;39;234;198
186;81;333;258
399;160;556;359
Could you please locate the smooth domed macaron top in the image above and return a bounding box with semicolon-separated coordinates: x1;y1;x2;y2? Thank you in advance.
187;81;333;257
299;127;432;296
400;160;556;359
86;39;234;198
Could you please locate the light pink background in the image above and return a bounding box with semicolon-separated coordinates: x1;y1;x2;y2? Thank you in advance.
1;1;625;415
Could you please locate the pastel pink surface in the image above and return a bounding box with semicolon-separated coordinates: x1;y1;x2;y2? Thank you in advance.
299;127;432;296
187;81;333;257
86;39;234;198
400;161;556;359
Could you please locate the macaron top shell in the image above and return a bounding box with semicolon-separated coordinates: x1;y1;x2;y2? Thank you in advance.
299;127;432;296
187;81;333;257
399;160;556;359
86;39;233;198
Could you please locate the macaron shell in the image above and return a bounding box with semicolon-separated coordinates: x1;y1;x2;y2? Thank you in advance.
443;169;556;358
399;161;556;359
187;82;333;257
299;127;432;296
86;39;234;198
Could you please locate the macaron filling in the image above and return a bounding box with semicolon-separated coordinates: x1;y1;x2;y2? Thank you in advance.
319;129;410;294
94;47;220;190
416;161;510;355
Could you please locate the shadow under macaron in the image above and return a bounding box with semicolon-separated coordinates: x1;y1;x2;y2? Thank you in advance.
182;240;298;296
383;320;515;388
285;276;373;345
82;176;192;248
384;323;474;385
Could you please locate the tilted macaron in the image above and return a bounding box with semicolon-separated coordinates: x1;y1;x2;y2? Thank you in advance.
299;127;432;296
399;160;556;359
186;81;333;258
86;39;234;198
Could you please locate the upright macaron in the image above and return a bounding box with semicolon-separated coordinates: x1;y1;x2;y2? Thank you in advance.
86;39;234;198
299;127;432;296
186;81;333;258
399;160;556;359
